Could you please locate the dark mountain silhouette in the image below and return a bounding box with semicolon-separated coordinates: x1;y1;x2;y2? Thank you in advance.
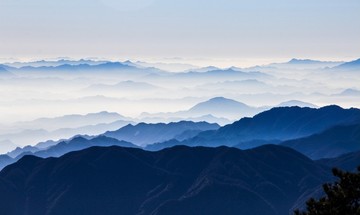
0;145;330;215
318;150;360;172
148;105;360;150
281;123;360;159
104;121;219;146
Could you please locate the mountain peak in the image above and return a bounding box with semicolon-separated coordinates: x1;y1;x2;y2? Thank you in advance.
288;58;321;64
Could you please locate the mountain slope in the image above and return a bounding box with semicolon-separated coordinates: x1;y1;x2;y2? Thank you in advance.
333;58;360;70
277;100;318;108
281;123;360;159
0;136;137;170
139;97;264;124
149;105;360;150
0;145;330;215
104;121;220;146
317;150;360;171
187;97;263;118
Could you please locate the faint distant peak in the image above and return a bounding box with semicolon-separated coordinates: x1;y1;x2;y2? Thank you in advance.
190;97;251;111
288;58;323;64
277;100;318;108
338;88;360;96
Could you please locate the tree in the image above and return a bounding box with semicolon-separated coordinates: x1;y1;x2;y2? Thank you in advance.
294;167;360;215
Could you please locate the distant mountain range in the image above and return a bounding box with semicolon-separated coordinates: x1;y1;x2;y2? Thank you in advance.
0;145;331;215
0;112;133;147
1;61;165;79
12;111;130;131
104;121;219;146
249;58;344;70
175;68;272;81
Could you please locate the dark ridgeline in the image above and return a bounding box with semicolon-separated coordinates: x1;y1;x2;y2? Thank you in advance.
0;136;138;170
148;105;360;150
0;145;330;215
282;123;360;159
318;150;360;172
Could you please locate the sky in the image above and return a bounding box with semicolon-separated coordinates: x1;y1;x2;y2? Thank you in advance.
0;0;359;67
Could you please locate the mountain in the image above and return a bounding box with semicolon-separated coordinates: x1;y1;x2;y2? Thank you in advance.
0;66;8;73
139;97;265;124
12;111;129;131
3;59;108;68
0;136;137;170
174;68;272;81
333;58;360;70
0;119;133;147
6;62;165;78
318;150;360;171
265;58;343;70
139;114;232;126
188;97;263;118
13;62;132;71
0;66;15;76
335;88;360;97
277;100;318;108
0;145;331;215
0;140;18;154
0;155;12;169
282;123;360;159
7;145;39;158
104;121;220;146
148;105;360;150
30;136;137;158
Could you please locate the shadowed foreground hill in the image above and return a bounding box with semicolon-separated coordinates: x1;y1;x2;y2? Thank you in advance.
0;145;330;215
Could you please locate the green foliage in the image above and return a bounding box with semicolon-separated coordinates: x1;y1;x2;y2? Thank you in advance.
295;167;360;215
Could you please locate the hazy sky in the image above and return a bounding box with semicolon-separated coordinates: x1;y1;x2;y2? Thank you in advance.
0;0;359;66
